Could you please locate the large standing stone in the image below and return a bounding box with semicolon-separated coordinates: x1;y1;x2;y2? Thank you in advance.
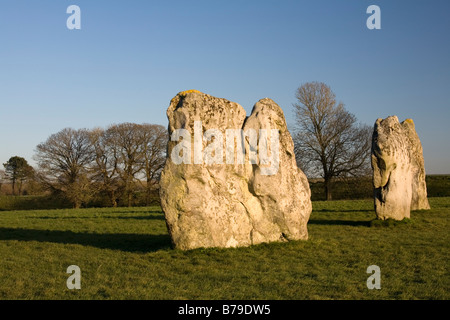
159;90;312;250
371;116;430;220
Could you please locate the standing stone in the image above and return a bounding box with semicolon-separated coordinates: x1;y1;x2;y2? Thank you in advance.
401;119;430;211
159;90;312;250
242;98;311;243
371;116;430;220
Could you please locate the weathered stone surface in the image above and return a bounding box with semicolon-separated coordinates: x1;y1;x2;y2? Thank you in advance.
401;119;431;211
371;116;430;220
159;90;312;250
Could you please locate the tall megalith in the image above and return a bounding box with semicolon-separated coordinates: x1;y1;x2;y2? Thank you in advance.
371;116;430;220
159;90;312;250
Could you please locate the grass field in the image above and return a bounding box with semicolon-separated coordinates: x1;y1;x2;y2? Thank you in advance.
0;198;448;300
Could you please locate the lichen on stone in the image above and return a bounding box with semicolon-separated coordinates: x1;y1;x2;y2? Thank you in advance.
178;89;203;96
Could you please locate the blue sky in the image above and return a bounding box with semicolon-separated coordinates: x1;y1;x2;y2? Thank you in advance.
0;0;449;173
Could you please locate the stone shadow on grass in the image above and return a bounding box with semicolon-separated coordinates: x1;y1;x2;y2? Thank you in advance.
36;215;165;221
115;215;165;220
0;227;172;252
308;219;371;227
314;209;372;213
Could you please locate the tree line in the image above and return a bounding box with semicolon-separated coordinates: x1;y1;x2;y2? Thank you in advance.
2;123;168;208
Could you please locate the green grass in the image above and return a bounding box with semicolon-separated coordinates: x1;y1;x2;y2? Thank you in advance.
0;198;448;300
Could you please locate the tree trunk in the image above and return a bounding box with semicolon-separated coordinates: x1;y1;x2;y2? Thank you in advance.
11;178;16;196
127;190;132;207
109;190;117;208
145;178;152;206
324;177;333;201
125;177;133;207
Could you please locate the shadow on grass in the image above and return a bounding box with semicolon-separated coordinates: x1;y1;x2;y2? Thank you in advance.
36;215;165;221
116;215;165;220
314;209;372;213
102;209;163;214
0;227;172;253
308;219;371;227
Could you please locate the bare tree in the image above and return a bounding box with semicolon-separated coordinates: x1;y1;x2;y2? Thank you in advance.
89;127;122;207
34;128;95;208
105;123;146;207
138;124;168;206
293;82;372;200
33;123;168;208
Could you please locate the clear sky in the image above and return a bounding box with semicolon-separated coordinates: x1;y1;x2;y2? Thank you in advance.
0;0;449;174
